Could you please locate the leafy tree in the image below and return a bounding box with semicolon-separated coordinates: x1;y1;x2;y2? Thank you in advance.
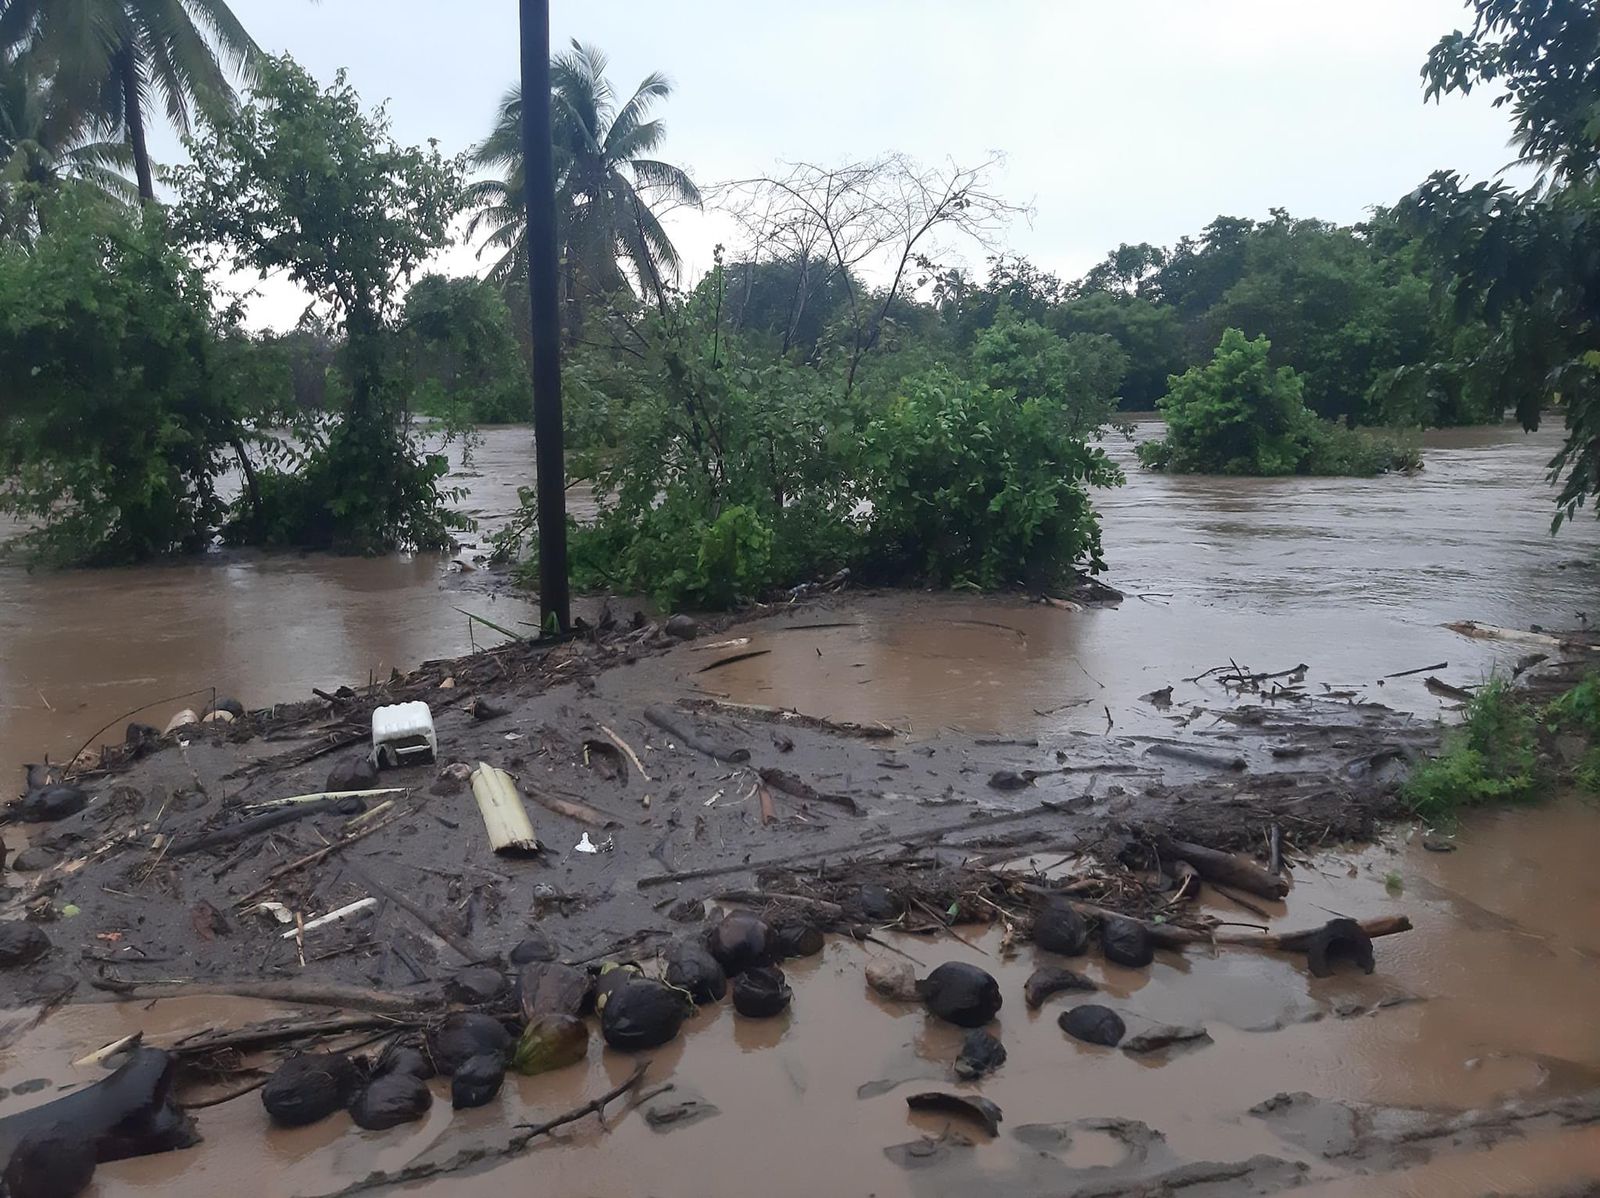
1140;328;1312;475
401;273;531;424
0;47;134;242
170;55;465;552
467;39;700;330
970;305;1127;435
1053;290;1188;409
0;0;259;201
1406;0;1600;526
0;194;237;562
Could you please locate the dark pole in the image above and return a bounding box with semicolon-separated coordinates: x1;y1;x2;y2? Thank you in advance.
520;0;570;633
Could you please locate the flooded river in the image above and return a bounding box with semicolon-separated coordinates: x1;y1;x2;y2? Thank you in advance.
4;421;1600;1195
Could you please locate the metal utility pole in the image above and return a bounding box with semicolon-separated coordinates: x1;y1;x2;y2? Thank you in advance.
520;0;570;633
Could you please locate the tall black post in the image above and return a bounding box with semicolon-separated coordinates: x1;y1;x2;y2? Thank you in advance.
520;0;570;633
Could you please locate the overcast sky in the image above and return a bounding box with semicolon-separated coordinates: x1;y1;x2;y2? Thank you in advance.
152;0;1521;329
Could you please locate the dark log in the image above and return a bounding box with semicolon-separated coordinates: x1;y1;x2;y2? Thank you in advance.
1159;837;1289;900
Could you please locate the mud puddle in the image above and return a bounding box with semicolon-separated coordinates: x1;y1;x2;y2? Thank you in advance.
5;798;1598;1197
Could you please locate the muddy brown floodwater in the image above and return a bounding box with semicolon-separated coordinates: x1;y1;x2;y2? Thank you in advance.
4;420;1600;1196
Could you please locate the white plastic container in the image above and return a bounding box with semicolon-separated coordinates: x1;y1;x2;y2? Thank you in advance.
371;701;437;768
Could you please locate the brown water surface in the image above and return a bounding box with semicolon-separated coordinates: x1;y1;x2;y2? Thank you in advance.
4;421;1600;1194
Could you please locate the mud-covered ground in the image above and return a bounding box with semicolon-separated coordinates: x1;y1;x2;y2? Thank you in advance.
0;589;1463;1009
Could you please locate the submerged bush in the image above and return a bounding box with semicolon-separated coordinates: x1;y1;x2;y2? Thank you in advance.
1405;677;1541;818
1138;328;1421;477
862;369;1121;588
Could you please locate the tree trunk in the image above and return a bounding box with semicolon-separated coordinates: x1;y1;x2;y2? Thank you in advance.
118;44;155;203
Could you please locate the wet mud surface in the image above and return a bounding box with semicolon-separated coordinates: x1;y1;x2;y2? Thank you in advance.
4;421;1600;1195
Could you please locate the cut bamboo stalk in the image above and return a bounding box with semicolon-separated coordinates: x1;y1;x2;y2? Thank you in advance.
281;897;378;939
471;763;540;857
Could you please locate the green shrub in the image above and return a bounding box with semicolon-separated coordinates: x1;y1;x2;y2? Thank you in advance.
863;368;1122;589
1139;328;1423;477
1405;677;1541;818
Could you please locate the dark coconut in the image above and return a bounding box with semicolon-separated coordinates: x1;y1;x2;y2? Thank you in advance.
260;1053;360;1127
1022;966;1096;1010
1032;899;1089;956
707;912;773;975
2;1125;95;1198
373;1044;434;1081
600;978;689;1051
1303;918;1375;978
1100;915;1154;968
450;1054;505;1109
350;1073;432;1130
730;966;792;1018
0;922;52;967
1058;1004;1126;1047
447;966;508;1005
847;884;901;921
954;1030;1007;1080
771;921;825;959
14;786;87;823
426;1013;510;1075
665;941;727;1005
920;962;1003;1028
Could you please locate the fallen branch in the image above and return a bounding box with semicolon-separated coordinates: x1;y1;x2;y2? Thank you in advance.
679;697;899;739
525;783;621;829
350;867;480;963
1443;620;1592;651
644;705;750;763
1159;837;1289;900
90;980;436;1015
695;649;771;674
599;723;651;781
713;890;845;920
1424;676;1474;702
758;768;862;815
233;806;404;906
319;1062;651;1198
169;795;365;857
1382;661;1447;679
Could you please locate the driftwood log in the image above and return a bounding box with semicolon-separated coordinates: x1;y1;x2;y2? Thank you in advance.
1159;837;1289;900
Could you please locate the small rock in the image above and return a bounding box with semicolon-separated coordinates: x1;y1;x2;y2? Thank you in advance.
351;1072;432;1129
664;614;700;640
1059;1004;1126;1047
643;1087;721;1132
1421;837;1457;853
1100;915;1155;968
9;848;58;873
451;1054;505;1109
987;769;1032;791
0;922;51;967
470;697;509;721
865;959;921;1002
1023;966;1096;1010
447;966;508;1005
1032;898;1088;956
3;1125;95;1198
327;755;379;791
1121;1022;1211;1054
954;1030;1007;1080
432;762;473;796
508;931;558;964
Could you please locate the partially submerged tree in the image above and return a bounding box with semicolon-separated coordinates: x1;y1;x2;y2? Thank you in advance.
0;193;235;562
170;55;465;552
0;0;259;201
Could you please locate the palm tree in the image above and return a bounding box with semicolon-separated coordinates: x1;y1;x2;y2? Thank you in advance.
0;0;258;202
0;46;135;240
467;40;700;328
